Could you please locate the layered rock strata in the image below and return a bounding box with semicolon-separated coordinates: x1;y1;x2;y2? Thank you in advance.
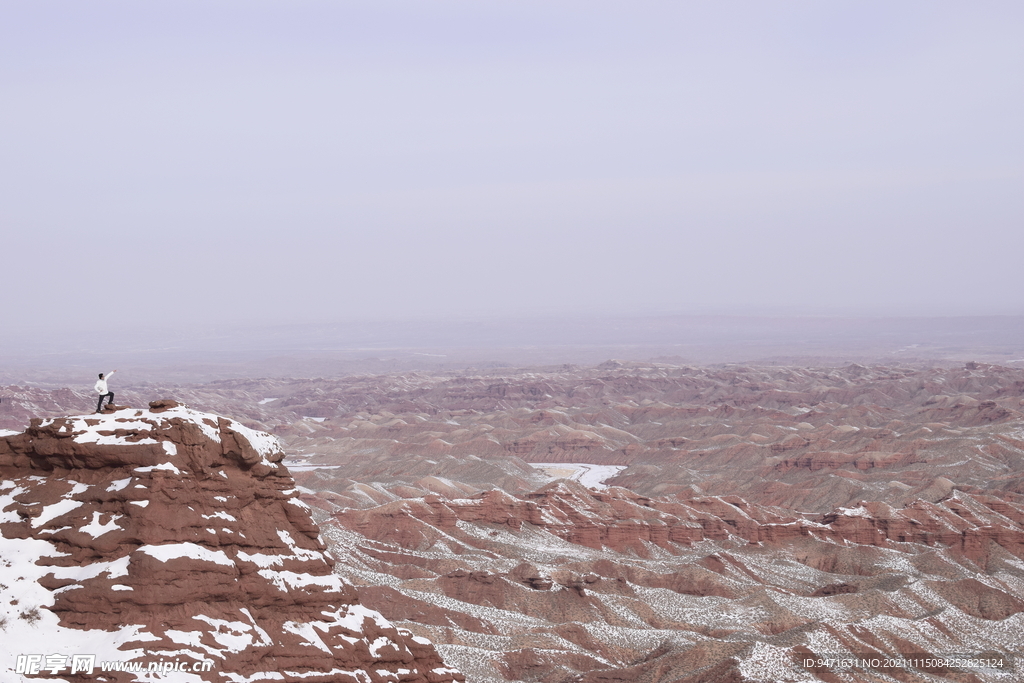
324;481;1024;565
7;363;1024;513
313;481;1024;683
0;402;462;683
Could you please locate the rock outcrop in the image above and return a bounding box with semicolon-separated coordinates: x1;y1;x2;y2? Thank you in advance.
0;402;462;683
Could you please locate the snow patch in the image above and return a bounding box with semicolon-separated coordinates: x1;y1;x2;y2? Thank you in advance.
79;511;123;539
139;542;234;567
106;478;132;492
194;614;270;654
258;569;342;592
532;463;627;490
282;621;332;653
226;419;281;461
50;555;131;581
337;604;392;632
32;499;84;528
202;511;237;522
135;462;183;475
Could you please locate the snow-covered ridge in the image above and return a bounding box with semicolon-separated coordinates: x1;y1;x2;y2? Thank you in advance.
26;404;284;470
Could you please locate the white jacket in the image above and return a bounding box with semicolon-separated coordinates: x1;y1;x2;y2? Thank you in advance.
94;370;115;395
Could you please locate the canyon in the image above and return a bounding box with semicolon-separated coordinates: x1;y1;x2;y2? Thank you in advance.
3;360;1024;681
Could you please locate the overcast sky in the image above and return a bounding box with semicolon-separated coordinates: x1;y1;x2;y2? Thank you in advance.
3;1;1023;338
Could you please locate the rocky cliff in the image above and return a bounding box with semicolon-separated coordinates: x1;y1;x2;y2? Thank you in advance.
0;401;462;683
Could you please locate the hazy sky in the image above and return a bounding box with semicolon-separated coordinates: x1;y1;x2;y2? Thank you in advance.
3;1;1023;336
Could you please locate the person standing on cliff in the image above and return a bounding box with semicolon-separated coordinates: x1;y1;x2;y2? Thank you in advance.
95;369;117;413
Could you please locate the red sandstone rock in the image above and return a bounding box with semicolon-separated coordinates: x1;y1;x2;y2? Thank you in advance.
0;405;462;683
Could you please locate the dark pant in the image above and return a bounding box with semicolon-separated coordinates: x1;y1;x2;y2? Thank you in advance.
96;392;114;412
